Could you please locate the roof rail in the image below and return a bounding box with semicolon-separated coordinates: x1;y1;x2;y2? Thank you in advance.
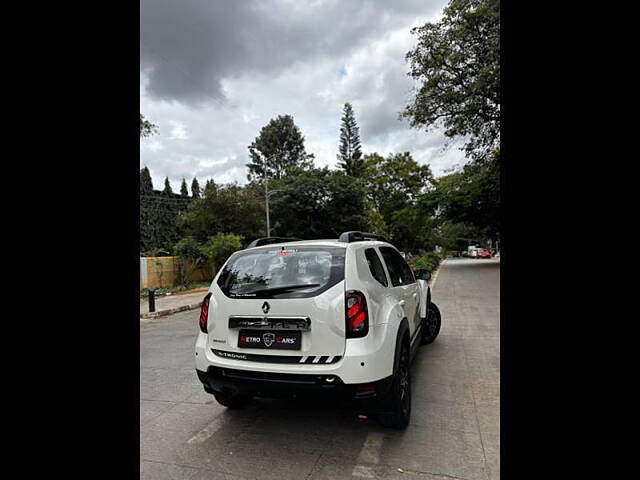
246;237;302;248
338;231;387;243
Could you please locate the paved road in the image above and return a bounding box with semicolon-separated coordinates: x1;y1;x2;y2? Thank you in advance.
140;258;500;480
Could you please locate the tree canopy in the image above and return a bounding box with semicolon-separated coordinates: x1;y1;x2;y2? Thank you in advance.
140;113;158;138
402;0;499;161
246;115;314;182
269;167;368;239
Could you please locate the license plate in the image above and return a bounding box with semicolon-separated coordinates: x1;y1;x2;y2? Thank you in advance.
237;329;302;350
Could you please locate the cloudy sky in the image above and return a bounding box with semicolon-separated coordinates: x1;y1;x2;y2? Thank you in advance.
140;0;467;191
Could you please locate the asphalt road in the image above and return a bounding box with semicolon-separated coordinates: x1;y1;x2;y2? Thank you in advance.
140;257;500;480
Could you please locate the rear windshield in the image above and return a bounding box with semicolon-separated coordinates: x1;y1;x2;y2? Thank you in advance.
216;246;345;299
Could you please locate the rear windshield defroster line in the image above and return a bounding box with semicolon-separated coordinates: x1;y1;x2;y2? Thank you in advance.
216;246;345;299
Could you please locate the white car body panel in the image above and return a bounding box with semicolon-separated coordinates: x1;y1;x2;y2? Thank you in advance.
194;239;428;385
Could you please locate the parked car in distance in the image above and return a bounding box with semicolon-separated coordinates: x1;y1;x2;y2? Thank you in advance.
476;248;492;259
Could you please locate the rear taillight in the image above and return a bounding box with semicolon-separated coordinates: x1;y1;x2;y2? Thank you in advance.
199;293;212;333
345;290;368;338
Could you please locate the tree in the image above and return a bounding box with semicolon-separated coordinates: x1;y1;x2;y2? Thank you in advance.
361;152;435;250
180;178;189;197
269;168;368;239
173;237;208;287
140;113;158;138
364;152;434;221
162;177;173;196
336;103;364;176
191;177;201;199
246;115;314;182
140;166;153;194
140;167;155;253
201;233;244;274
418;150;500;237
180;183;264;243
402;0;499;161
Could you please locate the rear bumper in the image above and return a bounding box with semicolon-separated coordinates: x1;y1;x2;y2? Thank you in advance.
196;366;393;403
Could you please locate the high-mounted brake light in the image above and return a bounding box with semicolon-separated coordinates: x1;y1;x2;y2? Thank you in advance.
199;293;212;333
345;290;368;338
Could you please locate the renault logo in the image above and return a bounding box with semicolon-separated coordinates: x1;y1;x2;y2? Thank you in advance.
262;301;270;314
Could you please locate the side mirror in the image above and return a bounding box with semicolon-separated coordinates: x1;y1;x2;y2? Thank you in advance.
415;269;431;281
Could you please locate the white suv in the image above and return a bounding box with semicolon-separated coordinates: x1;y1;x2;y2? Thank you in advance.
195;232;442;428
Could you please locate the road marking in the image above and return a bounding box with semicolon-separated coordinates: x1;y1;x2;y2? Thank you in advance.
187;415;226;444
352;432;385;477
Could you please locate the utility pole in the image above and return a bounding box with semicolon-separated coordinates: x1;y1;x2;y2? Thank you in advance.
265;155;270;237
263;155;280;237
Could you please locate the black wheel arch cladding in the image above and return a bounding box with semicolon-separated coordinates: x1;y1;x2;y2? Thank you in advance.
392;318;410;374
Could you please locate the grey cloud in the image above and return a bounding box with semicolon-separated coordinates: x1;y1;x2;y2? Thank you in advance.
140;0;444;105
140;0;462;187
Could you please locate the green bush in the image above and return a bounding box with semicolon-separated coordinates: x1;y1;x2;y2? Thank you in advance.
173;237;208;287
201;233;244;274
410;251;445;273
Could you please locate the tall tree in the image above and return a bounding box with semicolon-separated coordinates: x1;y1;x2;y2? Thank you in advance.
336;103;364;176
140;166;153;194
362;152;435;250
402;0;499;161
191;177;201;199
246;114;314;182
180;178;189;197
162;177;173;196
140;113;158;138
203;179;217;198
418;149;500;237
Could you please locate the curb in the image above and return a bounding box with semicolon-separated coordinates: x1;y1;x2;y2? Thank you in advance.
428;258;446;290
140;301;202;319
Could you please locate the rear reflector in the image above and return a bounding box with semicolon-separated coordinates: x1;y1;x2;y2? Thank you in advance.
199;293;212;333
345;290;368;338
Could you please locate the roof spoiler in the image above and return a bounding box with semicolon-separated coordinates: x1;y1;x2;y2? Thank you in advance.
338;231;387;243
246;237;302;248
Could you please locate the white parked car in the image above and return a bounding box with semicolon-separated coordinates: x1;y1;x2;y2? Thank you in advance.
195;231;442;428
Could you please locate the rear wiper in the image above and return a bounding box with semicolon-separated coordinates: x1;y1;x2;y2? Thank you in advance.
241;284;320;296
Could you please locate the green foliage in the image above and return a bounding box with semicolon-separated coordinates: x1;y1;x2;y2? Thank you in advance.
269;167;368;239
402;0;499;161
191;177;201;199
140;113;158;138
419;151;499;237
140;166;153;194
336;103;364;177
433;221;487;252
246;115;314;181
180;183;264;243
173;237;208;287
361;152;435;249
162;177;173;196
180;178;189;197
410;251;445;273
201;233;244;273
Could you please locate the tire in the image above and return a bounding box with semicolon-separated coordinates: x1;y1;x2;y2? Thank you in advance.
378;343;411;429
213;391;252;409
421;302;441;345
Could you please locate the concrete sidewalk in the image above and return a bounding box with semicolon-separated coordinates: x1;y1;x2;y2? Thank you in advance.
140;288;209;319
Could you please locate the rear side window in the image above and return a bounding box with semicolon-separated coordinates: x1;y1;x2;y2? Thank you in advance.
379;247;415;287
216;247;345;299
365;248;388;287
